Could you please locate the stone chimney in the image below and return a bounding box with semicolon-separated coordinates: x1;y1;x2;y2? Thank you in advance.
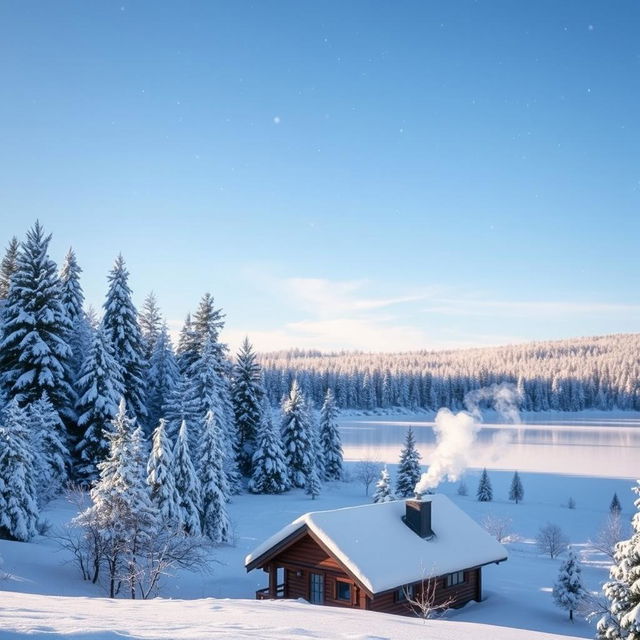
403;498;434;539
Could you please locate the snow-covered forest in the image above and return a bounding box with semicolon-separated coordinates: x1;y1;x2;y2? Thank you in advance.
260;333;640;412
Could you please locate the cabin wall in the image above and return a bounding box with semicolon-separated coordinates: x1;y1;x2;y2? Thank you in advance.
369;568;481;616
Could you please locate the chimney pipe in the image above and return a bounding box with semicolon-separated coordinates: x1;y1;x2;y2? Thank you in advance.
403;498;434;539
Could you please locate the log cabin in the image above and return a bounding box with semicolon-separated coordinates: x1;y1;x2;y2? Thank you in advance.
245;494;507;616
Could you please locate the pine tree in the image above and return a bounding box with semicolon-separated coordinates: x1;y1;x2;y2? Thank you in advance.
509;471;524;504
457;478;468;496
147;419;181;525
231;338;264;476
198;410;231;543
0;222;76;426
0;400;39;541
59;248;92;379
146;323;180;431
28;392;69;503
395;427;422;497
319;389;343;481
281;380;314;488
102;255;147;424
176;314;199;375
305;463;321;500
598;480;640;639
139;292;163;361
74;328;124;482
553;548;585;622
172;420;202;536
477;468;493;502
305;395;324;482
610;492;622;515
192;293;224;352
248;400;289;494
373;466;394;503
0;236;19;299
163;373;198;442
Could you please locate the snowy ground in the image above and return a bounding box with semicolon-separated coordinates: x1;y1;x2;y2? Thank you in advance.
1;461;634;639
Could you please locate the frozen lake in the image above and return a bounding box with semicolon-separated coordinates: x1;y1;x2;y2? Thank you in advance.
339;412;640;479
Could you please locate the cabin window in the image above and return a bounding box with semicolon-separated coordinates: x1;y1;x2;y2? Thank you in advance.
445;571;465;588
394;584;415;602
309;573;324;604
335;580;352;602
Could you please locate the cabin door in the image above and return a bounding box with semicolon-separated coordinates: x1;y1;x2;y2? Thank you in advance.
309;572;324;604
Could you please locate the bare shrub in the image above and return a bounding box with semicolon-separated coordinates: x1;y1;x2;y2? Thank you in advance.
482;514;514;543
354;459;383;496
536;523;569;559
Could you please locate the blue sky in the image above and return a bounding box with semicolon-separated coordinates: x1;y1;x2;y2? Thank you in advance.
0;1;638;352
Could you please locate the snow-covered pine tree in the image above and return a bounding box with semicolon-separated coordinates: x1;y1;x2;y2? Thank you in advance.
172;420;202;536
553;548;585;622
248;399;289;494
318;389;342;481
163;373;198;442
198;410;231;544
176;314;199;375
477;468;493;502
509;471;524;504
281;380;314;488
146;323;180;432
139;292;163;362
59;248;92;380
305;463;321;500
597;479;640;639
147;419;181;525
28;392;69;503
74;328;124;482
373;466;394;503
0;236;19;299
305;395;324;482
395;427;422;497
457;478;468;496
102;255;147;424
192;293;224;352
0;400;39;541
231;338;264;476
610;492;622;515
0;222;76;428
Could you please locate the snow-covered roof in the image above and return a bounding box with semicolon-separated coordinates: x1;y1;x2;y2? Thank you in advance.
245;495;507;595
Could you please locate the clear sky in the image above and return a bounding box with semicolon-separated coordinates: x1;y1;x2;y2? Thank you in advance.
0;1;638;352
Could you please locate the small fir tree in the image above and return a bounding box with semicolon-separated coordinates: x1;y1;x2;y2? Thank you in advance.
0;236;19;299
373;466;394;503
610;492;622;515
457;478;468;496
138;292;163;361
198;410;232;544
147;419;181;525
509;471;524;504
319;389;343;481
477;468;493;502
172;420;202;536
305;464;322;500
0;400;39;541
395;427;422;497
281;380;314;488
248;400;289;494
553;548;585;622
176;313;199;375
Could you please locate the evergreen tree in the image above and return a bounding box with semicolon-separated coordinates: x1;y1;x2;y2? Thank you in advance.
610;492;622;515
0;236;19;299
553;548;585;622
509;471;524;504
147;419;181;525
231;338;264;476
59;248;92;379
198;410;231;543
248;400;289;494
172;420;202;536
163;373;198;442
176;313;199;375
281;380;314;488
305;463;321;500
0;400;39;541
477;468;493;502
0;222;75;426
74;328;124;482
192;293;224;351
373;466;394;503
146;323;180;431
305;395;324;482
395;427;422;497
139;292;163;361
318;389;342;481
102;255;147;424
28;392;68;503
598;480;640;639
457;478;468;496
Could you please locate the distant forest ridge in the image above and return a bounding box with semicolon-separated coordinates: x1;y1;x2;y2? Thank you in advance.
258;333;640;412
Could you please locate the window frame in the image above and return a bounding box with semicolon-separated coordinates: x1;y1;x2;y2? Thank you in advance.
445;571;465;588
335;579;353;603
309;572;324;604
394;583;416;603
